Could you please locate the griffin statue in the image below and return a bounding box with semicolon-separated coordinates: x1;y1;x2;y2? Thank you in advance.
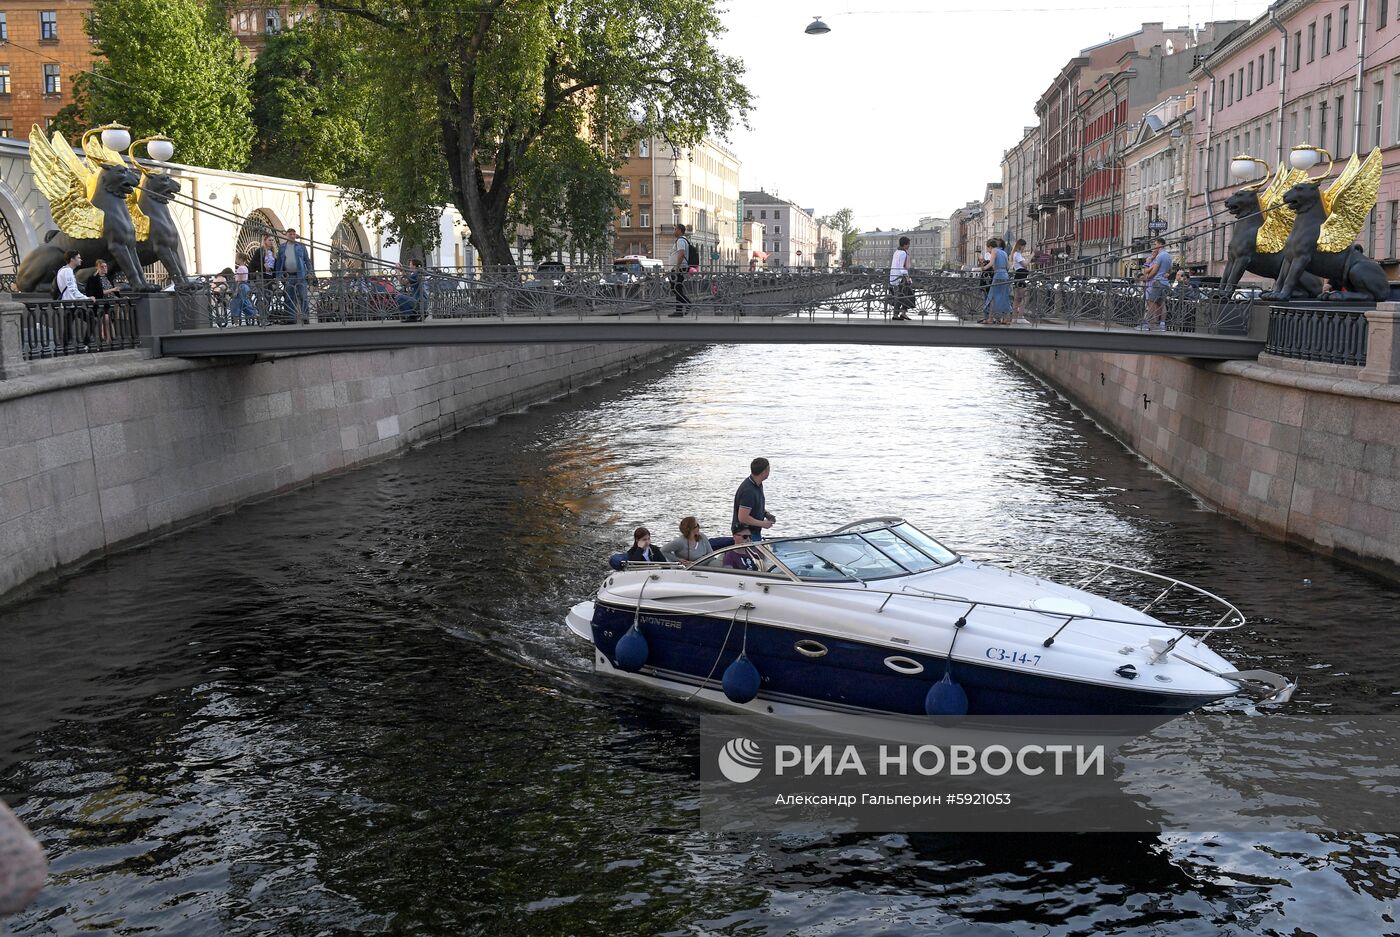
1220;157;1322;298
1266;146;1392;302
126;135;189;284
14;124;188;294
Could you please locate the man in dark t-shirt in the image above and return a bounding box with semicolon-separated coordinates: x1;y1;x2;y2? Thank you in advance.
732;457;776;541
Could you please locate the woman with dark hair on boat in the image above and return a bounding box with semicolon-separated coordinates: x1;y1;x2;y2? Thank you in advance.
626;527;668;563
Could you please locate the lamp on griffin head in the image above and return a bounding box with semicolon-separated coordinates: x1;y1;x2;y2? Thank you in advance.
1289;144;1334;181
80;123;132;164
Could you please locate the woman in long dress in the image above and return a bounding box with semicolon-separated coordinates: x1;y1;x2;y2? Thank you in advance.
984;239;1012;324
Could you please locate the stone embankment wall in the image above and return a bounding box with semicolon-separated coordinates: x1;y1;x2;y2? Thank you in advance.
1009;347;1400;578
0;341;675;599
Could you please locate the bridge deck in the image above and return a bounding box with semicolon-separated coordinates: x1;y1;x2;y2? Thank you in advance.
158;315;1265;361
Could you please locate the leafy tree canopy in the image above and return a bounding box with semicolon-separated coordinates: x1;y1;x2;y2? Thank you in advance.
53;0;254;171
317;0;752;268
248;23;372;183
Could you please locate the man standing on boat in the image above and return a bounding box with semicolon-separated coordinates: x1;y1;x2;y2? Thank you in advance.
733;457;776;542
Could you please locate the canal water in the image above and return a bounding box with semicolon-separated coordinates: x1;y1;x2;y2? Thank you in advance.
3;345;1398;935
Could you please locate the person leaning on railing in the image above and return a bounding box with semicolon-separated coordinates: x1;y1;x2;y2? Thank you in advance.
83;258;122;344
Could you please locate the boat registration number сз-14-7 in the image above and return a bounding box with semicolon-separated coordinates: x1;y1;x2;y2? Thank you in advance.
985;647;1042;666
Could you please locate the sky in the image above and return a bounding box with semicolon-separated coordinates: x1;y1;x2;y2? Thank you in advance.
714;0;1274;231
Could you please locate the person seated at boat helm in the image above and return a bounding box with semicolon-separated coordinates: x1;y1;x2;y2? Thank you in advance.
626;527;668;563
723;524;761;571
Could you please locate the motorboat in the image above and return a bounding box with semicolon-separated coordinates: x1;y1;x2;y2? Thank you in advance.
565;517;1295;720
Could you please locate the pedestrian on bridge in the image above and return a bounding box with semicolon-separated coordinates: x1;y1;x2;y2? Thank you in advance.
274;228;312;325
669;224;690;317
981;240;1012;324
888;236;914;320
1140;237;1171;332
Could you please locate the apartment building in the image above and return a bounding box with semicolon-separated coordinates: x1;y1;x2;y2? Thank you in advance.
614;136;742;267
1189;0;1400;278
0;2;94;140
740;190;820;267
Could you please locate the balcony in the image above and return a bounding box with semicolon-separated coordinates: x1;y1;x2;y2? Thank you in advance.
1053;187;1077;204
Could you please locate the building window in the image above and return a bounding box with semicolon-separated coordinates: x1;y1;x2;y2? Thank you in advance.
671;208;679;225
1289;110;1298;146
0;118;11;138
1320;102;1328;150
620;211;631;229
265;9;280;33
1341;5;1350;47
1394;82;1400;142
0;65;8;95
1293;31;1301;70
1247;61;1254;95
1228;73;1235;104
640;209;649;229
638;140;649;158
1375;80;1385;148
639;180;648;196
40;10;57;40
1389;201;1398;259
43;63;60;95
1265;121;1273;157
1303;107;1313;145
620;178;630;193
760;210;766;219
0;12;7;41
1268;47;1276;83
1337;95;1346;155
1324;14;1333;54
773;226;781;235
1308;22;1316;61
1381;0;1389;29
1236;68;1244;100
673;179;682;196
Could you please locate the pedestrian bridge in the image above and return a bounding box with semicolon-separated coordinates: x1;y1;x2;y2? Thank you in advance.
157;313;1264;360
16;270;1269;363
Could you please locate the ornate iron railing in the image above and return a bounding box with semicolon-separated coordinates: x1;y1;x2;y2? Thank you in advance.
19;298;139;360
1264;304;1369;366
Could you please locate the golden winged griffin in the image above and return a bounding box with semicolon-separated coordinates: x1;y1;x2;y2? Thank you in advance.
1222;145;1390;302
15;124;189;294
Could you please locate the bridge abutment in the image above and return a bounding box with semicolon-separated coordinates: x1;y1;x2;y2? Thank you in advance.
0;339;681;602
1009;346;1400;580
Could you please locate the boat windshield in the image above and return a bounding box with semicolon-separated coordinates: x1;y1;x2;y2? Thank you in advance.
763;521;951;581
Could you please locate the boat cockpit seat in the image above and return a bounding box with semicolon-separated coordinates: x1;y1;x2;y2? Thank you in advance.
608;536;735;571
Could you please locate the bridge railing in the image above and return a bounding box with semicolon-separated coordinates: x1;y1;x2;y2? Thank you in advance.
171;269;868;329
1264;304;1369;366
162;267;1261;337
17;297;139;360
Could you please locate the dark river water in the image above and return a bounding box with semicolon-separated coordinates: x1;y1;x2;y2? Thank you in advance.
3;344;1400;936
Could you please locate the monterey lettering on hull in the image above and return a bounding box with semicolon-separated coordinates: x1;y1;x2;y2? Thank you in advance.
773;744;1107;777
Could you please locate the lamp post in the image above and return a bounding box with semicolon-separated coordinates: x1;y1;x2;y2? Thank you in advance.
304;180;316;274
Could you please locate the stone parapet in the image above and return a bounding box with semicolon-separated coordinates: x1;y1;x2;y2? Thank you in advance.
1360;303;1400;385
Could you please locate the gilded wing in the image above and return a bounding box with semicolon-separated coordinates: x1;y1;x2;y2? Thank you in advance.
1319;148;1382;253
126;188;150;241
1255;164;1310;253
28;126;105;239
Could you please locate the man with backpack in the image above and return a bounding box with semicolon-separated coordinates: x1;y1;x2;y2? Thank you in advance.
669;223;694;317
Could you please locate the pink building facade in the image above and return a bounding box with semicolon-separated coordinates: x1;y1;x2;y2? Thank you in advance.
1189;0;1400;279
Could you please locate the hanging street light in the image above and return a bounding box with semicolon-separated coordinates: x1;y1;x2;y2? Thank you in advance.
805;16;831;35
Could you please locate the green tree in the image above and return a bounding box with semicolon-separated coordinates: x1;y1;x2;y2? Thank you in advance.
320;0;751;269
819;207;862;268
248;23;372;182
53;0;253;170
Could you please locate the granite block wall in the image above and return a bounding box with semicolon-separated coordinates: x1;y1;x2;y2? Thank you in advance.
1010;349;1400;577
0;341;674;599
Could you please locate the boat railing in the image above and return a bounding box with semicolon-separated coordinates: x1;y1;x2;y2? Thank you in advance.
955;548;1246;636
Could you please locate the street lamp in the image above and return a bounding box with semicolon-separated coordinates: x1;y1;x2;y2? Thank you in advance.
304;180;316;273
99;125;131;153
805;16;831;34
